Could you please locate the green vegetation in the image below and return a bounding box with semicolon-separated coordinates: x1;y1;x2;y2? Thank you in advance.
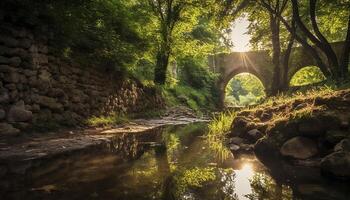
246;172;293;200
290;66;326;86
226;73;266;106
2;0;349;116
87;113;129;127
207;112;237;160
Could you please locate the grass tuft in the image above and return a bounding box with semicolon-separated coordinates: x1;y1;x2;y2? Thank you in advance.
87;113;129;127
206;111;237;161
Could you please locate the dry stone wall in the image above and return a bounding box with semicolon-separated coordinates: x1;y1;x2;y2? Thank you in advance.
0;22;163;135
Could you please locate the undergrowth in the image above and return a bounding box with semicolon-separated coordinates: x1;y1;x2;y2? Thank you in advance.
206;111;237;161
87;113;129;127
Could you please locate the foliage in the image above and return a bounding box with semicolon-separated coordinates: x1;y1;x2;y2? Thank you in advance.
5;0;150;73
246;173;293;200
86;113;129;127
176;167;216;188
207;111;236;161
159;56;221;114
208;112;236;136
290;66;326;86
160;84;216;114
226;73;266;106
178;57;218;90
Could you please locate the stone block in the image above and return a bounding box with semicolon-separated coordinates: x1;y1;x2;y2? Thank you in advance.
0;123;20;135
7;100;33;122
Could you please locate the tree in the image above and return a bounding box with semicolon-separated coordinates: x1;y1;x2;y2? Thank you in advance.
247;0;295;94
264;0;350;81
147;0;189;84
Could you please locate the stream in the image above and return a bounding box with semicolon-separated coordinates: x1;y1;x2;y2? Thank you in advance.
1;123;349;200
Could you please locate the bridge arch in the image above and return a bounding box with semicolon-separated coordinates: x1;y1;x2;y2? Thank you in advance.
225;72;266;106
218;65;269;108
289;65;326;86
209;42;346;108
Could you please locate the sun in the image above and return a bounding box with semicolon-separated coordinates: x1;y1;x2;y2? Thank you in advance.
230;15;252;52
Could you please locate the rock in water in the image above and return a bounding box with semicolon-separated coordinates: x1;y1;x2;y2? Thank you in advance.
321;151;350;179
280;136;318;159
246;129;263;142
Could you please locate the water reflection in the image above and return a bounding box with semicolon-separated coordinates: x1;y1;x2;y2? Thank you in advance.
4;123;349;200
235;163;254;200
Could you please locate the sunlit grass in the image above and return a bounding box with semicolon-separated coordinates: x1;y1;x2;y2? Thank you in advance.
87;113;129;127
208;112;237;136
253;85;335;109
206;111;237;161
236;85;337;130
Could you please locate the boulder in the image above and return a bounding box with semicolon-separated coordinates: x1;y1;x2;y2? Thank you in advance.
321;151;350;179
229;144;240;151
0;123;20;135
324;130;348;145
254;138;281;168
230;116;254;137
7;101;33;122
298;118;324;137
334;139;350;152
33;95;63;112
297;184;347;200
280;136;318;159
229;137;246;145
246;129;263;142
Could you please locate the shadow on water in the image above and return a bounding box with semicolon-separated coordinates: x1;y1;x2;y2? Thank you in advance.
1;123;349;200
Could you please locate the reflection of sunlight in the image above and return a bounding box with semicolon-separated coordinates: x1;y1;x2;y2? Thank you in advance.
234;162;254;200
239;52;259;75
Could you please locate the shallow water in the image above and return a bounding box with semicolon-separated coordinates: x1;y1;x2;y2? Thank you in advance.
1;123;349;200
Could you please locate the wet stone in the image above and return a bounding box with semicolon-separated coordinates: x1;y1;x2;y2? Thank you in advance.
280;136;318;159
324;130;348;145
334;139;350;152
321;151;350;179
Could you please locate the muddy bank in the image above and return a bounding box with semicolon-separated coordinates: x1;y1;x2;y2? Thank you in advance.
228;89;350;182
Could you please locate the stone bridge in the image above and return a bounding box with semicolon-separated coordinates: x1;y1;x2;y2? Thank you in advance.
209;42;347;106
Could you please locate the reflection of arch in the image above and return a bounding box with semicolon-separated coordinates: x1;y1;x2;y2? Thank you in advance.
289;65;326;86
218;67;268;108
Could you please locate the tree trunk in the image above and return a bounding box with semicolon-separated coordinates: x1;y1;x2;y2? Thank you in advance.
340;13;350;79
270;13;282;95
154;48;170;85
262;2;333;79
154;25;172;85
309;0;341;78
281;34;294;90
291;0;340;79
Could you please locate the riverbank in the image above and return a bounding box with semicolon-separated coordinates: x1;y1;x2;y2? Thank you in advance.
228;88;350;181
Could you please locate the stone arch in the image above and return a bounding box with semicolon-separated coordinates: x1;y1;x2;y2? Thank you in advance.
218;67;268;108
288;65;326;86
